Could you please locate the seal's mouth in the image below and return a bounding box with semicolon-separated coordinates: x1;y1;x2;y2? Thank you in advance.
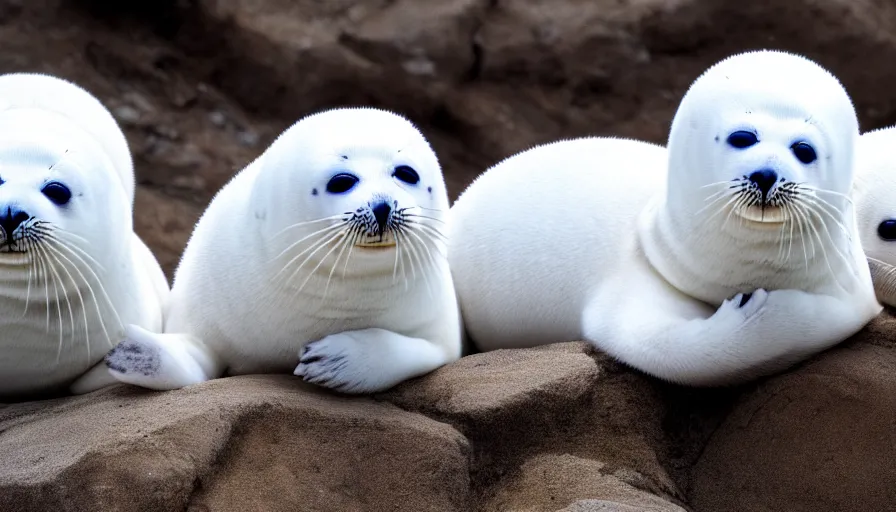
356;239;397;249
735;205;788;224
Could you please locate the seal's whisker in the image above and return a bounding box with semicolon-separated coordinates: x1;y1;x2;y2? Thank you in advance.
699;190;730;210
401;227;433;298
394;230;410;291
273;227;346;282
775;207;789;262
23;237;34;316
44;239;118;349
411;206;446;214
35;226;92;246
34;242;70;362
811;187;855;205
405;223;446;261
272;213;350;239
792;203;811;274
272;222;346;263
282;230;345;288
700;180;736;190
322;228;355;302
47;237;122;333
785;202;797;263
799;196;853;243
402;213;446;225
396;230;418;282
720;193;749;230
801;202;855;272
407;221;447;243
42;231;106;273
406;228;444;293
32;239;52;333
341;225;362;280
293;231;348;296
697;189;738;216
42;242;92;363
796;203;845;289
391;225;401;284
790;204;818;275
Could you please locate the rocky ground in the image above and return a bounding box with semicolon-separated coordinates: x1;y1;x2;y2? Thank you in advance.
2;0;896;510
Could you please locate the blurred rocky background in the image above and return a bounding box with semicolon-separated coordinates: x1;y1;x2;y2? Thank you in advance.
2;0;896;511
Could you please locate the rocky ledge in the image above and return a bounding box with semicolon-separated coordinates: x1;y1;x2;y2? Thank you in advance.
3;315;896;511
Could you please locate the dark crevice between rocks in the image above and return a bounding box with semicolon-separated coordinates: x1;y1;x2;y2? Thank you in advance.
579;348;746;505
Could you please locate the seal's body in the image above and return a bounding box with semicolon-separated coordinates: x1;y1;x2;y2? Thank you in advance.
0;73;167;399
106;107;461;394
448;50;880;385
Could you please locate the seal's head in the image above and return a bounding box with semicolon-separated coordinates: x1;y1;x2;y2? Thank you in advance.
854;126;896;306
258;107;448;279
667;50;857;225
0;108;129;273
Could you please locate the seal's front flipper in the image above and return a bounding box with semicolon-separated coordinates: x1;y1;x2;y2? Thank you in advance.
69;360;120;395
295;327;451;394
104;324;223;391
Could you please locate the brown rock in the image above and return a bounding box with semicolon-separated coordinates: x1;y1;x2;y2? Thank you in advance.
387;343;683;509
560;500;683;512
0;376;471;512
480;453;686;512
690;313;896;512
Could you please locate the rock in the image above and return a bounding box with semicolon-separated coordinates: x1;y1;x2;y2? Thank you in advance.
690;313;896;512
480;454;686;512
560;500;683;512
0;376;471;512
386;343;683;510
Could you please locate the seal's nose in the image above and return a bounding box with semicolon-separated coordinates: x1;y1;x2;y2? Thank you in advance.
0;206;29;238
372;201;392;232
748;169;778;198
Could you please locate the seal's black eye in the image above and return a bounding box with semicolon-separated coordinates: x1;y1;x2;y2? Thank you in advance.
41;182;71;206
392;165;420;185
727;130;758;149
878;219;896;241
325;173;359;194
791;142;817;164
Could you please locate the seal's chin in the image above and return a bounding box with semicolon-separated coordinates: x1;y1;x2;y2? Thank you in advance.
735;205;788;224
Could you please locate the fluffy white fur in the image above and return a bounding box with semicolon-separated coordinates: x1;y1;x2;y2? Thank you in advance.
853;126;896;306
104;107;461;394
0;73;168;399
448;50;881;386
0;73;136;206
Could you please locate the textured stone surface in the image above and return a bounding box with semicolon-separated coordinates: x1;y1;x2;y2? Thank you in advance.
690;314;896;512
0;376;471;512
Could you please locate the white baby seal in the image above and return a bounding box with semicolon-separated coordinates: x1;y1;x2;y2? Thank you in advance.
448;50;881;386
0;73;168;399
853;126;896;307
104;107;462;394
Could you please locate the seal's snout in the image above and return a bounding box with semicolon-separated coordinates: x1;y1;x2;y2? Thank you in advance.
0;206;29;237
371;200;392;232
748;169;778;198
